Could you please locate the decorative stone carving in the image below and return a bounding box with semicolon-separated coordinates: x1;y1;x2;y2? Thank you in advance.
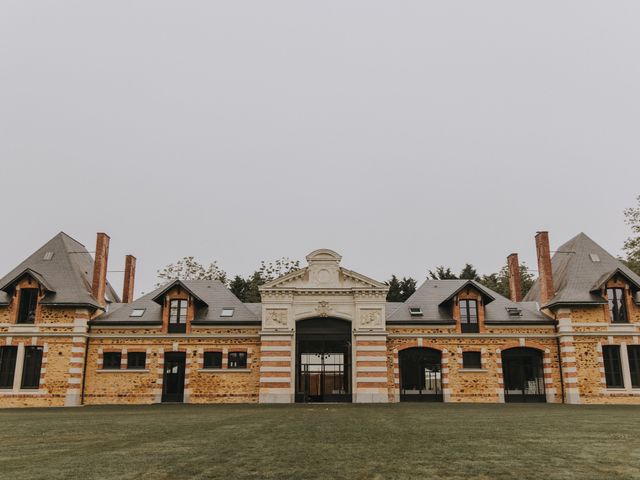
266;309;287;327
315;301;332;318
360;309;382;327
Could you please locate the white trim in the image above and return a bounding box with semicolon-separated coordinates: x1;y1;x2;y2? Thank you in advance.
96;369;150;373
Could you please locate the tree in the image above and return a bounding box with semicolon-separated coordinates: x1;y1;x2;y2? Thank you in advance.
386;275;417;302
156;256;227;287
623;195;640;275
229;257;300;302
229;275;249;301
459;263;480;281
428;266;457;280
478;263;535;299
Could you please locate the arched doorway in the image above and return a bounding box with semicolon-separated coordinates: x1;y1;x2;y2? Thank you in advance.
295;318;351;403
502;347;546;403
399;347;443;402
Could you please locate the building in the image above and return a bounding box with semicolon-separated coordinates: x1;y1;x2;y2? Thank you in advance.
0;231;639;408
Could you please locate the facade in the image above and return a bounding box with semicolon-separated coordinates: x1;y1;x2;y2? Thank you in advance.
0;231;639;408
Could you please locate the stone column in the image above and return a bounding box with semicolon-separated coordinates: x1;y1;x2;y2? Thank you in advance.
258;332;294;403
557;308;580;404
353;332;388;403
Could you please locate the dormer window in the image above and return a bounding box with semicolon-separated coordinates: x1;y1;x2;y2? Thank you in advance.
607;288;628;323
409;307;423;317
17;288;38;324
460;299;479;333
130;309;146;318
168;299;188;333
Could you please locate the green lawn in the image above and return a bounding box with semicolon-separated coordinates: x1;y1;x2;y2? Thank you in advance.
1;403;639;480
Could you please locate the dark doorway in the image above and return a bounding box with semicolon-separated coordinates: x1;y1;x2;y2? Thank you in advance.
399;347;443;402
502;347;546;403
162;352;186;403
296;318;351;403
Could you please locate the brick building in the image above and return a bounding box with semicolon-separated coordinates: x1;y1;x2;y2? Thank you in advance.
0;231;639;407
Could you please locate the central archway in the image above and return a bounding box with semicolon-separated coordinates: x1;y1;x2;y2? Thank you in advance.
295;318;352;403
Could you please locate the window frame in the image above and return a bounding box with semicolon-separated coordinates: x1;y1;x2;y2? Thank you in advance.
21;346;43;389
228;351;248;369
203;351;223;369
607;288;628;324
459;299;479;333
129;309;146;318
127;352;146;370
168;299;188;333
220;308;235;318
103;351;122;370
0;346;18;389
16;288;39;324
603;345;624;388
462;351;482;369
628;345;640;389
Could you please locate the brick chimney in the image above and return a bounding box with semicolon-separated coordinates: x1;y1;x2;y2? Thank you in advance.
122;255;136;304
507;253;523;302
91;233;110;307
535;231;555;305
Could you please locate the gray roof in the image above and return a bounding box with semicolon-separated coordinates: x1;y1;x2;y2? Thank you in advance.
524;232;640;307
92;279;260;325
0;232;119;308
387;279;549;324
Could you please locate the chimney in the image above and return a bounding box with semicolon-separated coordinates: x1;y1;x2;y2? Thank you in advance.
91;233;110;307
535;231;555;305
122;255;136;304
507;253;523;302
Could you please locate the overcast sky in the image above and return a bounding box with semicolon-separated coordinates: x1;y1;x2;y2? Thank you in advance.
1;1;639;297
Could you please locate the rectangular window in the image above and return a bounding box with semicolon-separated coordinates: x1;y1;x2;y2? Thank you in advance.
103;352;122;370
127;352;146;369
460;299;479;333
0;346;18;389
203;351;223;369
607;288;628;323
628;346;640;389
168;299;188;333
462;351;482;369
603;345;624;388
17;288;38;324
220;308;234;318
21;346;43;389
228;351;247;369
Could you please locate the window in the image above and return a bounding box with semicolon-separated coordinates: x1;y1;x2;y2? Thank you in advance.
0;346;18;389
203;351;223;369
168;299;188;333
409;307;423;316
127;352;146;369
462;351;482;369
103;352;122;369
603;345;624;388
17;288;38;324
129;309;146;318
459;299;479;333
43;251;54;261
607;288;628;323
21;346;43;389
221;308;235;318
628;346;640;389
228;351;247;369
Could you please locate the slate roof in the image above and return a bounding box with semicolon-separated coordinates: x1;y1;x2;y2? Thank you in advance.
387;279;550;324
0;232;119;308
92;279;261;325
524;232;640;308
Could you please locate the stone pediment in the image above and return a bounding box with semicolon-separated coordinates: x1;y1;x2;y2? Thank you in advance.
260;249;388;292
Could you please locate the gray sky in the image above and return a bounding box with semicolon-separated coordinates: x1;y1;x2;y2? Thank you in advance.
1;1;639;297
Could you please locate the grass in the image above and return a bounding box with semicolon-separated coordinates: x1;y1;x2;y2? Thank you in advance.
1;403;639;480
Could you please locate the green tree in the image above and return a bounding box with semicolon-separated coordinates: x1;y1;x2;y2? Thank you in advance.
237;257;300;302
459;263;480;281
229;275;249;301
385;275;417;302
156;256;227;287
478;263;535;299
623;195;640;275
428;266;457;280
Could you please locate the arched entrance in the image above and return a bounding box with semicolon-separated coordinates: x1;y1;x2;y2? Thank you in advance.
295;318;351;403
502;347;546;403
399;347;443;402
